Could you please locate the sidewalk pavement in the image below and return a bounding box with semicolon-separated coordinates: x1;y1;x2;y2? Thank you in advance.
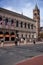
0;41;43;47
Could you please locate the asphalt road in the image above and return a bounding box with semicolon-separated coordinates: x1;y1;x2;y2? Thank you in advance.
0;44;43;65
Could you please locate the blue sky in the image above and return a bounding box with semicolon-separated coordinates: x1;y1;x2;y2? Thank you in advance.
0;0;43;27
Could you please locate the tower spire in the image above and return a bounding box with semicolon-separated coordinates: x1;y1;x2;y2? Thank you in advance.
35;4;38;10
34;0;39;10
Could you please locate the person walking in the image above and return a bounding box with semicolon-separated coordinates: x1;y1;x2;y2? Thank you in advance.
33;40;35;45
15;37;18;46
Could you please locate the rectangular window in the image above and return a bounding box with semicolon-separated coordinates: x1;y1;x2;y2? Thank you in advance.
11;19;14;25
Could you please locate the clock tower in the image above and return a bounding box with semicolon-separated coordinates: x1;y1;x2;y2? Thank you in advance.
33;4;40;40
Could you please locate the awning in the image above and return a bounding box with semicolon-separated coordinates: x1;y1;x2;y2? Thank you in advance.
0;34;4;37
5;35;10;37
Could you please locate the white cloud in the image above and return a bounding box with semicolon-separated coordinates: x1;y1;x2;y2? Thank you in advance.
22;2;34;18
40;19;43;27
4;7;14;11
3;2;43;27
3;3;33;18
3;6;21;14
40;8;43;27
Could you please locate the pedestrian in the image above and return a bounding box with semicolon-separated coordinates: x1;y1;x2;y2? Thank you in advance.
1;40;4;47
15;37;18;46
33;40;35;44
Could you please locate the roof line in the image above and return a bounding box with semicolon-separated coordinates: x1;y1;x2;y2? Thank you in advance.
0;7;35;22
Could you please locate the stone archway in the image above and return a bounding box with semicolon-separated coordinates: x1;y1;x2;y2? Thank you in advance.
5;32;9;41
0;31;3;40
10;32;15;41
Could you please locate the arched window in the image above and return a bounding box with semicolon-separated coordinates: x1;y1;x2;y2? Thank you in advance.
11;32;14;35
5;32;9;35
31;24;33;29
21;22;23;28
32;35;34;38
0;16;2;21
28;23;30;29
16;20;19;27
5;32;9;41
34;13;37;16
24;23;26;28
5;18;8;25
11;32;15;41
0;31;3;39
38;12;39;15
11;19;14;25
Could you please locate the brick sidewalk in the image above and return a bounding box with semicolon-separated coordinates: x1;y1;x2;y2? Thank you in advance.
16;55;43;65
